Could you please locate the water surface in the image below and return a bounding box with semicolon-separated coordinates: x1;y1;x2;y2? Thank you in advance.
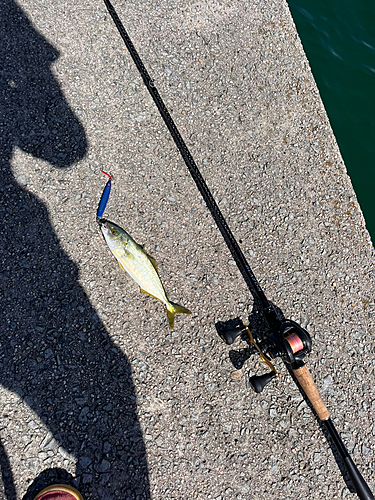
287;0;375;244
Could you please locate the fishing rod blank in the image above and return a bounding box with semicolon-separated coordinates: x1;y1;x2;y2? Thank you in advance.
101;1;374;498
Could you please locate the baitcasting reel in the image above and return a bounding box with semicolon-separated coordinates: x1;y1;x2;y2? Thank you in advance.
218;317;312;392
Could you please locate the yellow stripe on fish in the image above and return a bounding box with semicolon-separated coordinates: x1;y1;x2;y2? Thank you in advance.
100;220;191;329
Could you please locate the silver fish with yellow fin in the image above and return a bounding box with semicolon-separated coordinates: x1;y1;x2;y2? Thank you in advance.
100;220;191;329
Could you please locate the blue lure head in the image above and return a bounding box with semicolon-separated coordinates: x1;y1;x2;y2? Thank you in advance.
96;171;112;224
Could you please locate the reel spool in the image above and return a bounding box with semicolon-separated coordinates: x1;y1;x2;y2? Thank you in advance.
271;320;312;364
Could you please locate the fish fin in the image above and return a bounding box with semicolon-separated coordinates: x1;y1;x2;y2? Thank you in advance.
166;302;192;330
118;248;134;260
140;248;158;271
140;288;159;300
117;250;134;271
149;256;158;272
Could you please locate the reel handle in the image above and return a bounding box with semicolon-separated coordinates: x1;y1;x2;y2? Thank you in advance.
218;325;244;345
249;371;276;393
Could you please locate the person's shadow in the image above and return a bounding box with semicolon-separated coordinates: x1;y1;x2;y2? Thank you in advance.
0;2;150;499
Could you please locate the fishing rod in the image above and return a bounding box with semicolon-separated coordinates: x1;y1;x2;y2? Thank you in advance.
101;1;374;498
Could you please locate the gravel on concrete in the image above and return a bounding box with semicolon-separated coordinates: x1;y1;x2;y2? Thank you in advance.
1;0;374;499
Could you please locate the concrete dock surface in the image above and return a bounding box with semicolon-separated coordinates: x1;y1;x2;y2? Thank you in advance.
1;0;374;499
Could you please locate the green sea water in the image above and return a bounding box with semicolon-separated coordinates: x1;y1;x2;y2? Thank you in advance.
286;1;375;245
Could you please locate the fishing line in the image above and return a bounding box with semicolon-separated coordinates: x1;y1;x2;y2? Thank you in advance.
101;170;113;180
284;332;304;354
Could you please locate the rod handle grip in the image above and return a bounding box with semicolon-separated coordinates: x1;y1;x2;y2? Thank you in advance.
292;364;330;420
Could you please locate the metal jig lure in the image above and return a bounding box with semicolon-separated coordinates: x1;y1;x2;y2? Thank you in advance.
96;170;112;222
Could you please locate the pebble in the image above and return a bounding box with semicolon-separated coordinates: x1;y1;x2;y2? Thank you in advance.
230;370;242;381
79;457;93;469
40;432;58;451
269;408;278;418
95;459;111;473
17;174;27;186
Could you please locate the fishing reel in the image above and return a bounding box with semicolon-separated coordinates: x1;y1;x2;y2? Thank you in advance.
218;317;312;393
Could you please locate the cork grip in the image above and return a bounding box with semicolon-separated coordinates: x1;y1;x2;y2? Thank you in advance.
292;365;330;420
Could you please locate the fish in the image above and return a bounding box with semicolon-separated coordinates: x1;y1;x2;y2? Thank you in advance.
100;220;191;329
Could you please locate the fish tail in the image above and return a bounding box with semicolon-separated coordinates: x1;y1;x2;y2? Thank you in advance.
166;301;191;330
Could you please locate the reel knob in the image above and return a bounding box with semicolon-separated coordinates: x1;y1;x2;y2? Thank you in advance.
217;324;244;345
249;371;276;393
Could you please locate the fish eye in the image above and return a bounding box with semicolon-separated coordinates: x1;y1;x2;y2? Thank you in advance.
111;229;117;235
